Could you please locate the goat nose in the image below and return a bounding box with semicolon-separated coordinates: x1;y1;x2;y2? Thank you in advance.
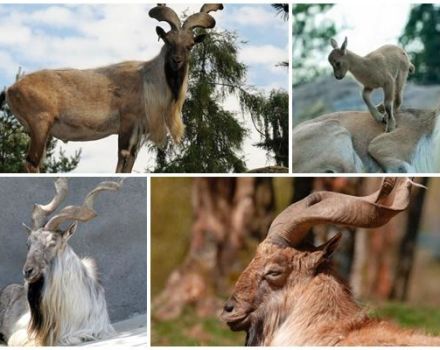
23;267;33;278
224;299;235;313
173;57;182;64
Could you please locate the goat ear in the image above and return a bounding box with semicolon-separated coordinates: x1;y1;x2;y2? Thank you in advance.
341;37;348;54
156;26;167;42
194;34;207;44
317;232;342;259
308;232;342;269
330;38;338;49
62;222;78;242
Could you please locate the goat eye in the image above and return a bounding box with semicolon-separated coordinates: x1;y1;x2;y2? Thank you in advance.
265;269;283;278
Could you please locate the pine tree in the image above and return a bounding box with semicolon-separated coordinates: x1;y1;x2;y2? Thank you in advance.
399;4;440;85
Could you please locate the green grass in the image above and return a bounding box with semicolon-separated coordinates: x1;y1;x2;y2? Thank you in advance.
370;302;440;336
152;303;440;346
151;307;245;346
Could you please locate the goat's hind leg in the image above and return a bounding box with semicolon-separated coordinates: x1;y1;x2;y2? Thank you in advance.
383;79;396;132
25;114;53;173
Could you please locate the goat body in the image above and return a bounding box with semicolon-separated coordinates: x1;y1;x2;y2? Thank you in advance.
292;108;439;173
1;246;114;346
222;178;440;346
329;39;414;132
6;47;186;172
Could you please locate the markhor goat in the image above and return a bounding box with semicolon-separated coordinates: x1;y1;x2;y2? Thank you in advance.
0;178;122;346
221;178;440;346
0;4;223;173
328;37;415;133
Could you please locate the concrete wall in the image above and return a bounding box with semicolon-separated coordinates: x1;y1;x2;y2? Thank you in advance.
0;177;147;322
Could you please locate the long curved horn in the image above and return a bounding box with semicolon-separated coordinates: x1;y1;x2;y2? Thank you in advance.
267;178;414;247
31;178;68;230
44;180;123;231
182;4;223;31
149;4;181;31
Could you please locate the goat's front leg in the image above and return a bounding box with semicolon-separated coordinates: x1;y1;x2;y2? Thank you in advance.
383;80;396;132
362;87;383;123
116;118;140;173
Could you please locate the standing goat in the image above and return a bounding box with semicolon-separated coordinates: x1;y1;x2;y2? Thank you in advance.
0;4;223;173
328;37;415;133
221;178;440;345
0;178;121;345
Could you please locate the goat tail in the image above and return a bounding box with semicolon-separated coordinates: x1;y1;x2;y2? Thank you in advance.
409;62;415;74
0;89;6;108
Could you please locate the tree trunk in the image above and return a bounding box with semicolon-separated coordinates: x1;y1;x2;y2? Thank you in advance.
390;177;429;301
153;178;274;320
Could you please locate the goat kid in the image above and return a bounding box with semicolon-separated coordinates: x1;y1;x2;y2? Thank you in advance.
0;178;122;346
221;178;440;346
328;37;415;133
3;4;223;173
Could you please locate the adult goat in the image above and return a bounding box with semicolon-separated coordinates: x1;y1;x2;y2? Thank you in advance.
0;4;223;173
292;107;440;173
221;178;440;346
0;178;121;345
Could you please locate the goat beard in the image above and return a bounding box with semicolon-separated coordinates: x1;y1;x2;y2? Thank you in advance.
245;319;264;346
165;61;187;101
27;276;45;335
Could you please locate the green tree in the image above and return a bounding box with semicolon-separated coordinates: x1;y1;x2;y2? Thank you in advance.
0;102;81;173
150;30;251;173
242;89;288;167
399;4;440;85
292;4;336;86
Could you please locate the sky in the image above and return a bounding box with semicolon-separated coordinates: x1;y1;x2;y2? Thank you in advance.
308;2;412;72
0;4;288;173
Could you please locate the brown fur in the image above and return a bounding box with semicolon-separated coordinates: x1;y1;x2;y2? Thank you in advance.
292;108;438;173
222;180;440;346
222;240;440;346
329;38;414;133
5;4;223;173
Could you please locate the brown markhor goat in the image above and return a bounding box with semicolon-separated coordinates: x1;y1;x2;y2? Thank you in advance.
221;178;440;346
0;4;223;173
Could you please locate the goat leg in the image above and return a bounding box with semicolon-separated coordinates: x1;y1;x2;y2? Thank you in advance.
362;87;384;124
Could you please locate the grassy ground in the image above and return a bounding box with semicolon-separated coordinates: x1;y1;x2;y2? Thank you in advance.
152;302;440;346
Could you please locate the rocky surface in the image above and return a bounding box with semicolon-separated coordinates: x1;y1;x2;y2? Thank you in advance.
293;75;440;126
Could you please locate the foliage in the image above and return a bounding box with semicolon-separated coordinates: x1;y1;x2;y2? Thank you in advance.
0;103;81;173
271;4;289;21
399;4;440;85
150;28;288;173
292;4;336;86
241;89;289;167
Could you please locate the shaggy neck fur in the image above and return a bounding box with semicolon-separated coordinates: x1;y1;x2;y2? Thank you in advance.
413;110;440;172
253;268;366;346
142;46;189;146
27;245;114;346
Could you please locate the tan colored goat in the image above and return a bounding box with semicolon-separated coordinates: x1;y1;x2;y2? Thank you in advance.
292;107;440;173
328;37;415;132
221;178;440;346
0;4;223;173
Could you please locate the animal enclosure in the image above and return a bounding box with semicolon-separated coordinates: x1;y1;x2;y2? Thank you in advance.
0;177;147;343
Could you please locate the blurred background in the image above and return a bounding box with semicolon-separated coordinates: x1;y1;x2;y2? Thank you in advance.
292;3;440;125
151;177;440;346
